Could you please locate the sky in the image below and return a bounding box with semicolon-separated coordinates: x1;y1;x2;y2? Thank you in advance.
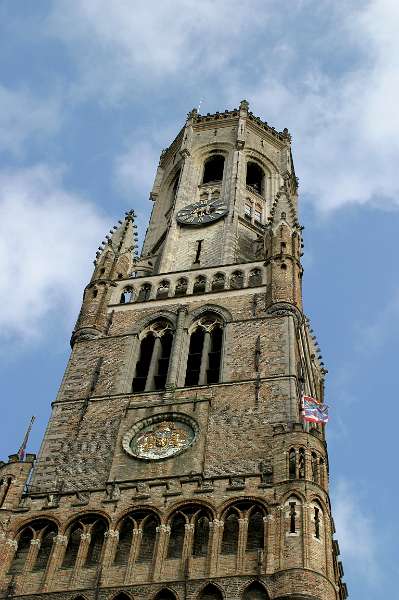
0;1;398;597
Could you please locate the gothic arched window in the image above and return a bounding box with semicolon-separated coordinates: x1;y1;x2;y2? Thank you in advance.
167;513;186;559
62;515;107;570
246;161;265;195
120;286;134;304
192;512;210;557
248;268;262;287
198;584;224;600
230;271;244;289
193;275;206;295
132;320;174;393
9;519;58;575
156;280;170;299
311;452;319;483
138;283;152;302
114;518;133;565
174;277;188;297
202;155;225;184
221;511;239;555
32;524;57;571
242;582;269;600
8;528;33;574
85;519;107;566
211;272;225;291
246;508;264;551
137;514;158;563
154;590;177;600
289;448;296;479
185;315;223;387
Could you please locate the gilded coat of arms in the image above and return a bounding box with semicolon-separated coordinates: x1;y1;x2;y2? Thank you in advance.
131;421;193;459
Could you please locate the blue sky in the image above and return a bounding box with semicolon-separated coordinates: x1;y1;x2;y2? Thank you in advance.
1;1;398;597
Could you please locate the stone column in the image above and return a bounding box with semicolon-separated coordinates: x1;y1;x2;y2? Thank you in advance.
152;524;170;581
102;529;119;569
145;337;162;391
42;534;67;592
23;538;41;574
237;517;248;572
1;538;18;578
198;331;211;385
166;306;188;388
71;532;90;584
208;520;223;577
124;528;142;584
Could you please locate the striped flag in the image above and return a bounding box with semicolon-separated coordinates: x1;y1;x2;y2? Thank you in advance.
302;395;329;424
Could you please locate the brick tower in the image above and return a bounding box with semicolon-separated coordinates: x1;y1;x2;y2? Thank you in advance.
0;101;348;600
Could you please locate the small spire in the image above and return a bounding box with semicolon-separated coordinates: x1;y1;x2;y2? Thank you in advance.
94;209;139;265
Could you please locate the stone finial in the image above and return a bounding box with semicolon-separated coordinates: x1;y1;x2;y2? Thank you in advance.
240;99;249;111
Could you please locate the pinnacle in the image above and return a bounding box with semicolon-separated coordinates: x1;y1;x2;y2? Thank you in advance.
94;209;139;265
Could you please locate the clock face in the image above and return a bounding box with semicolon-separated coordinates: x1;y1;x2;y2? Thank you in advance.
176;198;228;227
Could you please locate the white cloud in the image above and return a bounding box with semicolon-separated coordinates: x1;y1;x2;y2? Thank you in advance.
114;140;159;197
0;165;109;343
332;479;380;583
0;85;61;156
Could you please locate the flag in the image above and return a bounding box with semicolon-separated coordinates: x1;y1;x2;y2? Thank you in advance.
17;416;35;461
302;395;329;424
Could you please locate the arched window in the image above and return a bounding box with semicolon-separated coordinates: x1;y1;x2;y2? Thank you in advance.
112;595;132;600
185;315;223;387
132;320;174;393
246;508;264;551
137;283;152;302
193;275;206;295
289;448;296;479
137;514;158;563
211;272;225;291
243;582;269;600
167;513;186;559
319;457;325;487
114;518;133;565
8;528;33;574
156;280;170;299
198;584;223;600
174;277;188;297
221;512;239;555
120;286;134;304
63;515;107;570
192;512;210;557
246;162;264;195
62;523;82;568
230;271;244;289
154;590;177;600
9;520;58;575
202;155;225;184
85;519;107;566
33;524;57;571
248;269;262;287
298;448;306;479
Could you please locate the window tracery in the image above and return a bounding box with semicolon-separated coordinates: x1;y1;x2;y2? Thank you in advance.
184;315;223;387
132;320;174;393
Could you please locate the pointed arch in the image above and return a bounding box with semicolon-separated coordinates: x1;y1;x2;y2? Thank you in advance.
246;507;264;551
32;523;57;571
221;511;239;555
198;583;224;600
112;594;133;600
167;512;186;559
136;513;158;563
8;528;33;574
242;581;269;600
114;517;134;565
154;589;177;600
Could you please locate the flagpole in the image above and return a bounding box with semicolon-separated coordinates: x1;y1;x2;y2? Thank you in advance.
17;416;35;461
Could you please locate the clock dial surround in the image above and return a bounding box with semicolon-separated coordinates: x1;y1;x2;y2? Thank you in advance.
176;198;228;227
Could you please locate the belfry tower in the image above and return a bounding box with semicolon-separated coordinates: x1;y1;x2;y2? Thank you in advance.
0;101;347;600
